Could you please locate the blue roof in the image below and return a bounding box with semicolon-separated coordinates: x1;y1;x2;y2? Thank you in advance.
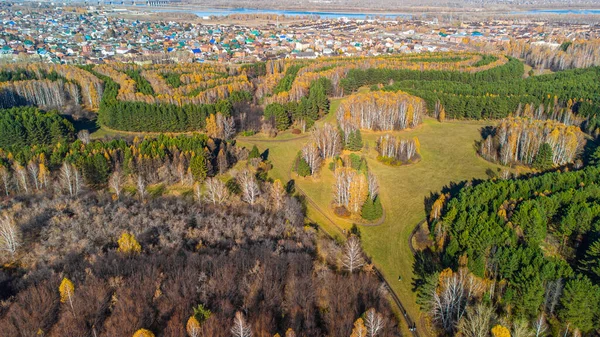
192;48;201;54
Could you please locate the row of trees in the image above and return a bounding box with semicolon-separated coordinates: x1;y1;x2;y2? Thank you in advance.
86;65;251;133
417;152;600;335
479;117;586;167
337;91;424;135
0;63;102;109
0;134;243;196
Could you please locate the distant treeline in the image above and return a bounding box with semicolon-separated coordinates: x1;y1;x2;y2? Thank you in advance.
341;58;600;132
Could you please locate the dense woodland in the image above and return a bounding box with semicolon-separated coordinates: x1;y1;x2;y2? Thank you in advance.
0;192;399;337
417;147;600;336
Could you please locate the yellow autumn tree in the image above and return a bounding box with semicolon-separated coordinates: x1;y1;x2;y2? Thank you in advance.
491;325;511;337
186;316;201;337
429;194;446;221
350;317;367;337
59;277;75;311
133;329;155;337
117;232;141;254
348;174;369;216
205;114;221;138
438;105;446;122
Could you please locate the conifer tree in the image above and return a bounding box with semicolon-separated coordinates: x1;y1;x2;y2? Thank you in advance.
533;143;554;170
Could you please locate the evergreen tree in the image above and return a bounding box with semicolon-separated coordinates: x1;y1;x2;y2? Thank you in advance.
361;195;383;221
580;239;600;281
296;155;311;177
533;143;554;170
248;145;260;159
190;154;208;181
559;276;600;332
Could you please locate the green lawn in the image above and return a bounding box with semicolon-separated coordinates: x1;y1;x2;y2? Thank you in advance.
240;109;507;334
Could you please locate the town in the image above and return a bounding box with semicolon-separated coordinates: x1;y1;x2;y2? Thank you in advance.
1;3;599;64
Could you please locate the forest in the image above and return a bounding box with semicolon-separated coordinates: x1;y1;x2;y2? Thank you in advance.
416;147;600;336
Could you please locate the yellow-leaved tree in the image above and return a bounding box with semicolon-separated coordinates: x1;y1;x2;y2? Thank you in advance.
132;329;155;337
59;277;75;311
117;232;141;254
350;317;367;337
186;316;201;337
491;325;511;337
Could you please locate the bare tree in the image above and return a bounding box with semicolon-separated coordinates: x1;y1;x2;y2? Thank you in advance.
15;164;28;193
457;303;495;337
0;214;20;258
137;175;147;201
533;313;548;337
223;116;236;140
231;311;252;337
512;319;534;337
204;177;229;205
270;179;286;210
301;142;322;175
74;166;83;195
364;308;384;337
431;270;483;333
544;278;563;315
27;161;40;190
109;170;124;199
342;235;365;273
312;123;341;159
0;166;11;196
60;162;74;196
238;169;260;205
367;172;379;200
77;130;91;144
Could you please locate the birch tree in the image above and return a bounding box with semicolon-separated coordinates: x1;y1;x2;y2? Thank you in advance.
431;269;484;333
367;172;379;200
364;308;384;337
204;177;229;205
301;142;321;175
342;235;365;273
137;175;147;201
456;303;495;337
231;311;252;337
109;170;124;199
15;164;28;193
0;166;10;196
60;162;74;196
0;214;20;257
238;169;260;205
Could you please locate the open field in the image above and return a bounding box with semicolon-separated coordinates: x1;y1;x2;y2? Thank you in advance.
240;101;507;334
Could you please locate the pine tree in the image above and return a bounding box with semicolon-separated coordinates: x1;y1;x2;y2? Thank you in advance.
296;156;311;177
189;154;208;181
580;239;600;281
248;145;260;160
533;143;554;170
